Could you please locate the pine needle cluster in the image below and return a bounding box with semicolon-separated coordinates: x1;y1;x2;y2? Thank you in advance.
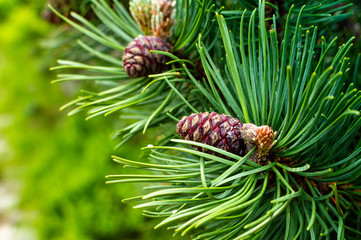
51;0;361;239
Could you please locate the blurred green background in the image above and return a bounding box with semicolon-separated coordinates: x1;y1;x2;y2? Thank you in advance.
0;0;176;239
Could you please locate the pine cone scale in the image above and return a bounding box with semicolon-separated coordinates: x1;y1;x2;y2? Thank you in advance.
209;128;221;146
201;120;212;137
193;126;203;142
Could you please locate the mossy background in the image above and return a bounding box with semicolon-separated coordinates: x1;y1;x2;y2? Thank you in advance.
0;0;176;239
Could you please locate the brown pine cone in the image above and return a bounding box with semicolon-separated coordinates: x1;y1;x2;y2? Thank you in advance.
176;112;246;157
122;36;171;78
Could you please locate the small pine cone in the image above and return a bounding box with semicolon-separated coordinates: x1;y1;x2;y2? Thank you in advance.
130;0;175;39
129;0;153;35
176;112;246;157
122;36;171;78
150;0;175;39
152;0;174;22
239;124;275;162
256;126;274;151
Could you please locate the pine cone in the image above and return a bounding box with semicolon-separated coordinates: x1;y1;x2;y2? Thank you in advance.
239;123;275;162
176;112;246;157
150;0;175;39
122;36;171;78
239;123;258;154
130;0;175;39
129;0;153;36
256;126;274;151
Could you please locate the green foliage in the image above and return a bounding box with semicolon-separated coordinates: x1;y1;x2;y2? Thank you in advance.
198;8;359;167
223;0;353;37
50;0;356;149
47;0;361;239
0;2;178;240
105;1;361;239
50;0;219;147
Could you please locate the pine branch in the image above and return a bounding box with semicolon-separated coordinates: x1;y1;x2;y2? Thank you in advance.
50;0;361;239
50;0;220;146
108;0;361;239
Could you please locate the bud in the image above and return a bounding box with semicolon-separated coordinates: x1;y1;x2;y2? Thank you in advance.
239;123;275;162
256;126;274;153
130;0;175;39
